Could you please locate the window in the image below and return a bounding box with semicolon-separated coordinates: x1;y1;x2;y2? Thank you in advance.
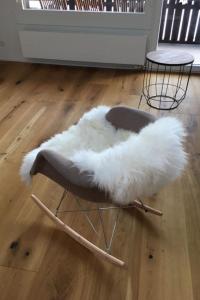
23;0;147;13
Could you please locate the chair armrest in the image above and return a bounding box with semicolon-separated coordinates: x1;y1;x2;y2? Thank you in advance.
30;149;111;204
30;149;94;188
106;106;156;133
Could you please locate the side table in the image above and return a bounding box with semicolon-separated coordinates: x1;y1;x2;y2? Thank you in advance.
140;50;194;110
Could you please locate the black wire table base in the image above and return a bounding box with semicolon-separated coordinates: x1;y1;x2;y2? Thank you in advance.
140;59;193;111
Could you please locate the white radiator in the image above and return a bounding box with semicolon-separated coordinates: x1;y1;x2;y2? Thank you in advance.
19;30;147;65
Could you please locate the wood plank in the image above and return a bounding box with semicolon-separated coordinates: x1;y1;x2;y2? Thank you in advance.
0;266;36;300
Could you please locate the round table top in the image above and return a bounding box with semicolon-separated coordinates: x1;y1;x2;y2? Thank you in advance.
146;50;194;66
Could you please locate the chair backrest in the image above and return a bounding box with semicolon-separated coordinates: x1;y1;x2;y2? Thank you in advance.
106;106;156;133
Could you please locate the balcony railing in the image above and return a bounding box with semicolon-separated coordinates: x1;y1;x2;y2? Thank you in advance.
24;0;146;12
159;0;200;44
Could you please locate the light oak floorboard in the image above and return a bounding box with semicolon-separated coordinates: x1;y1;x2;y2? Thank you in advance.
0;62;199;299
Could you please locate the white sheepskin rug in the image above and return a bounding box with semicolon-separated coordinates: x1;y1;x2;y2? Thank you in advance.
20;106;187;205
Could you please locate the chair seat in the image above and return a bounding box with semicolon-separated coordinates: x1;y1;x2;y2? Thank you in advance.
28;106;156;204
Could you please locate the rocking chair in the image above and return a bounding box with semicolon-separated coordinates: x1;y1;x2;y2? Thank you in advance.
21;106;186;267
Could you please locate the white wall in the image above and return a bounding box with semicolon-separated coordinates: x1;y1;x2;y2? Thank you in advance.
0;0;24;61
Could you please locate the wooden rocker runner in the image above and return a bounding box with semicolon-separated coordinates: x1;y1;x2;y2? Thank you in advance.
21;106;186;267
31;193;162;268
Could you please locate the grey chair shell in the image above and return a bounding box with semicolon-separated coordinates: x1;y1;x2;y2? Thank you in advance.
30;106;156;204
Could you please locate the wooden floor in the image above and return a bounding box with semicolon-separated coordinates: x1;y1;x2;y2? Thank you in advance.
0;61;199;300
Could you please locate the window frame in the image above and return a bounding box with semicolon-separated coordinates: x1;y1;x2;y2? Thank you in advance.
16;0;155;30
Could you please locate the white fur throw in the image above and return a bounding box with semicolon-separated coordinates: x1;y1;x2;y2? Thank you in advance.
20;106;187;205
